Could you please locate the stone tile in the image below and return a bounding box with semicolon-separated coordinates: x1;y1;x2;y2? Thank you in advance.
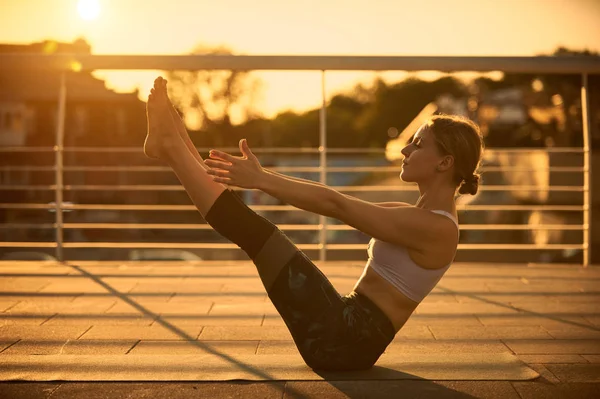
526;363;561;383
0;325;89;340
112;277;186;285
256;340;298;355
484;283;581;293
169;294;268;303
582;354;600;363
517;354;589;364
0;301;18;312
61;339;138;355
2;340;70;355
7;300;116;314
425;381;521;399
478;315;595;328
429;326;552;340
544;364;600;382
504;339;600;355
536;294;600;304
394;326;435;340
0;315;54;326
509;301;600;313
80;325;202;340
405;315;483;326
43;315;156;326
50;382;286;399
545;328;600;339
511;382;600;399
106;301;213;315
68;297;126;306
154;315;263;326
220;284;266;293
262;315;286;327
283;381;350;398
415;302;517;315
39;282;134;294
130;340;259;355
0;339;18;352
0;295;78;303
419;293;459;304
199;326;293;341
285;381;521;399
453;294;553;303
129;283;223;294
209;301;277;316
384;339;511;354
0;382;61;399
0;278;51;293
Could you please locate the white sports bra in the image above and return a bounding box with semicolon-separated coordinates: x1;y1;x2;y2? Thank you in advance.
365;210;459;303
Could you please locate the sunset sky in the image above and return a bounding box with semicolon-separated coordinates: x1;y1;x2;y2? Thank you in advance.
2;0;600;119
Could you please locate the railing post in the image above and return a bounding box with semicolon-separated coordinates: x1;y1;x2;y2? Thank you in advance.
581;73;592;267
54;72;66;262
319;71;327;261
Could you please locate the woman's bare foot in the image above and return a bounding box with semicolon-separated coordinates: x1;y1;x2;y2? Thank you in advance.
143;92;161;159
143;77;183;160
154;77;207;168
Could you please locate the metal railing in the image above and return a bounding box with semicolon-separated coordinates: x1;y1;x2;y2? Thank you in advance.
0;55;598;265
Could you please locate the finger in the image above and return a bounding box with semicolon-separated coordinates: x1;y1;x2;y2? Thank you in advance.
209;150;238;163
205;168;230;178
240;138;255;159
204;159;232;169
207;152;231;163
212;176;231;184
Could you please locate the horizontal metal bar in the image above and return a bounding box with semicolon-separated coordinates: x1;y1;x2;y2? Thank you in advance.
0;223;587;231
0;203;587;211
0;242;58;248
1;54;600;73
0;184;588;193
0;146;586;154
0;223;56;229
327;244;586;250
0;165;587;173
0;242;586;250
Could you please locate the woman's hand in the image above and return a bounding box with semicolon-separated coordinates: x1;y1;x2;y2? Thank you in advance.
205;139;265;189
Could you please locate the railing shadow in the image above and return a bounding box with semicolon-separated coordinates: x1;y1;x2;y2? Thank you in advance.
436;285;600;331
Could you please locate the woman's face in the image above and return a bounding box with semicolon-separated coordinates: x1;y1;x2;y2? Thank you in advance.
400;126;447;183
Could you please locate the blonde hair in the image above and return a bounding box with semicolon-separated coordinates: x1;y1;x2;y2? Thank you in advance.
425;114;484;195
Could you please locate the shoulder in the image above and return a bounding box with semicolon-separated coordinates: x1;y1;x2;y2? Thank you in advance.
333;197;458;254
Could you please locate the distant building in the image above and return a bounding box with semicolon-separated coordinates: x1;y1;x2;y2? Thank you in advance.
0;39;150;215
0;39;146;148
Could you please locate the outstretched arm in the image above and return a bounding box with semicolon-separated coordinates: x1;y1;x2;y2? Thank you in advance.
205;139;456;257
205;139;349;217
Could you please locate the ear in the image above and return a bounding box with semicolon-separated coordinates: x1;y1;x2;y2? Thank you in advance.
437;155;454;172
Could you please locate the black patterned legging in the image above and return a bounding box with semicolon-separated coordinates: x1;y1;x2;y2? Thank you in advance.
205;189;395;371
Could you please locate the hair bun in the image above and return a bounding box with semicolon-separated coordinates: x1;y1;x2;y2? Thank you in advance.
458;174;480;195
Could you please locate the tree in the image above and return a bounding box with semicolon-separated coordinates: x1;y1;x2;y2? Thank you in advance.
165;44;263;146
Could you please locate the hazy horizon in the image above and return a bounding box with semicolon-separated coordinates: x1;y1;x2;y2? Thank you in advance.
2;0;599;120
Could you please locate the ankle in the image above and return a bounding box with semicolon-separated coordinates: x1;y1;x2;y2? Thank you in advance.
161;137;186;160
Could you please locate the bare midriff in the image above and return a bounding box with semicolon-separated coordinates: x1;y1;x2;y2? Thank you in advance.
354;264;419;333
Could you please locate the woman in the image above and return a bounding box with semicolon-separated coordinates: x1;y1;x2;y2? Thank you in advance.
145;76;484;371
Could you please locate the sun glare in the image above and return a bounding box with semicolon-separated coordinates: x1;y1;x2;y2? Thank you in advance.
78;0;100;21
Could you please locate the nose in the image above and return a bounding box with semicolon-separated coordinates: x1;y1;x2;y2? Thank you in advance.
401;144;411;158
